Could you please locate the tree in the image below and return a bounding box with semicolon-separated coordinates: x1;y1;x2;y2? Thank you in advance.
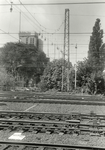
39;59;73;91
73;19;105;94
87;18;105;94
76;58;93;87
0;42;48;87
88;18;104;73
34;51;49;84
99;43;105;71
0;66;15;90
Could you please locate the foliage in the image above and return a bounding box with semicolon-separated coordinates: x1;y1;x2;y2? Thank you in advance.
88;18;104;73
76;18;105;94
76;58;105;94
76;58;93;87
39;59;74;91
0;42;49;87
34;51;49;84
0;66;15;90
99;43;105;71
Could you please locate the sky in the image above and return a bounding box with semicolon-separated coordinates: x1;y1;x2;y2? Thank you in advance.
0;0;105;65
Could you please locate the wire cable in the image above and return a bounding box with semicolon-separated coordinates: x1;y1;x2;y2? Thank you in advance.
1;2;105;5
0;32;101;35
0;29;19;41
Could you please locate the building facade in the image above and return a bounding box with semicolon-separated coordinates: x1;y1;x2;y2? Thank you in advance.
19;32;43;51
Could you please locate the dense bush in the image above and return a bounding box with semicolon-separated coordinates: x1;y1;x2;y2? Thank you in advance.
0;67;15;90
38;59;74;92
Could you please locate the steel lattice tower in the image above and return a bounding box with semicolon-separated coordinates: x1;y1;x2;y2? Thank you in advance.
62;9;70;91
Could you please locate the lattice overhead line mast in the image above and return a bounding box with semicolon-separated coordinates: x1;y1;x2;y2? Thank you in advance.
62;9;70;91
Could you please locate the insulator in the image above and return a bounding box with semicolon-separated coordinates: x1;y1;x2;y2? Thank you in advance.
10;7;13;12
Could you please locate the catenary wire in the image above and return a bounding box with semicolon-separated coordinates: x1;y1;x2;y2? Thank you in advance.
1;2;105;5
0;29;19;41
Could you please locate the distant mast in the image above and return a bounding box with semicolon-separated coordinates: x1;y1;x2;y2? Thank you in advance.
19;1;21;43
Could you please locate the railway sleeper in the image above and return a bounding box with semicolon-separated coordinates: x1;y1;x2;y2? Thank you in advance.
18;115;24;119
22;146;38;150
1;124;105;136
66;130;75;135
0;145;11;150
22;127;30;132
43;147;57;150
26;126;38;131
46;128;55;134
90;132;101;136
53;127;66;134
41;117;51;121
32;126;43;133
45;130;52;134
43;117;53;121
8;126;18;131
40;127;51;133
1;112;105;121
47;115;59;120
55;119;60;121
30;123;36;126
0;115;8;119
2;145;20;150
27;115;34;119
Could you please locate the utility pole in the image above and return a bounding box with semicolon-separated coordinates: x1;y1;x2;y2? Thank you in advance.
62;9;70;92
47;33;49;57
19;11;21;43
75;44;77;89
10;2;13;12
54;44;56;59
67;9;70;92
61;52;64;91
19;0;21;43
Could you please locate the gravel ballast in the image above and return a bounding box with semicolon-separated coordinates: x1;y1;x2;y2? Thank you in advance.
0;99;105;147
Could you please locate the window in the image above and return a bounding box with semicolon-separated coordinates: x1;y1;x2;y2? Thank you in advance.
26;37;28;44
30;37;34;45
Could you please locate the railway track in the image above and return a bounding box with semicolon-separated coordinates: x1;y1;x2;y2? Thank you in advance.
0;91;104;100
0;111;105;122
0;118;105;136
0;95;104;101
0;92;104;100
0;92;105;105
1;98;105;105
0;141;105;150
35;94;104;101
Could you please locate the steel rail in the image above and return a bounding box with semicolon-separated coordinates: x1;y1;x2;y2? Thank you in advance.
0;119;105;136
0;119;105;127
37;95;103;101
0;110;104;116
0;123;104;134
0;111;105;121
0;92;104;100
0;141;105;150
1;99;105;105
0;91;105;101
